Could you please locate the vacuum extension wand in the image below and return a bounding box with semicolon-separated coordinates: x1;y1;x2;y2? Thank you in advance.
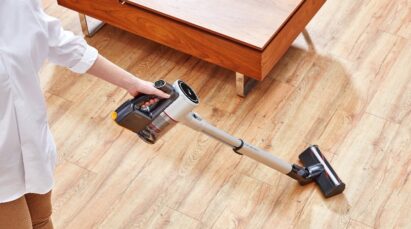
112;80;345;198
183;113;292;174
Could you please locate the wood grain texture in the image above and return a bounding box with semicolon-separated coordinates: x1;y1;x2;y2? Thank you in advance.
125;0;304;49
41;0;411;228
57;0;325;80
57;0;262;78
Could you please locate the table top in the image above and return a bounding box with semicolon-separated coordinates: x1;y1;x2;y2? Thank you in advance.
125;0;304;50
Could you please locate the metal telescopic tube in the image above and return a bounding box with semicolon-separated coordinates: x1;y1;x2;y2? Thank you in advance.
235;142;292;174
183;113;242;147
183;112;293;175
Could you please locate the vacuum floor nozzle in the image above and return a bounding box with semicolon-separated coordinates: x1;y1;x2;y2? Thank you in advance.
299;145;345;198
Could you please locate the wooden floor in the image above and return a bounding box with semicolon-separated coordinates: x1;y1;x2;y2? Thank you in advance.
41;0;411;228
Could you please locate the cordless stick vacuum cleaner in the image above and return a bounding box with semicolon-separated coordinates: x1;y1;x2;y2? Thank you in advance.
112;80;345;198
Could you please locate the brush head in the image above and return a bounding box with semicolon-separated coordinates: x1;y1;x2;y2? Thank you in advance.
299;145;345;198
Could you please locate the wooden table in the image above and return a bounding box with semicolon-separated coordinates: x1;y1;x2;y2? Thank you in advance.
58;0;326;96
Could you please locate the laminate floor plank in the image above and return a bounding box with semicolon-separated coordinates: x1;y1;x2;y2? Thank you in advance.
366;39;411;123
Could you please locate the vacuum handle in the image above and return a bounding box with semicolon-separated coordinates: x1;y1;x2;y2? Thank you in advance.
133;79;175;104
147;80;179;117
125;80;178;116
154;80;174;95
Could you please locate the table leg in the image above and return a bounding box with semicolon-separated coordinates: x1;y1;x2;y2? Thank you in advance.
79;14;105;37
236;73;257;97
302;29;316;52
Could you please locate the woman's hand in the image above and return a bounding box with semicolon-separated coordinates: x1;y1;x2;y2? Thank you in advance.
127;78;170;98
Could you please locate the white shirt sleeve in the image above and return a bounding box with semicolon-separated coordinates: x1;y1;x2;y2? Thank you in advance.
35;5;98;74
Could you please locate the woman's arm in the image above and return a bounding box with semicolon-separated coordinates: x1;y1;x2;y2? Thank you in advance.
87;55;169;98
34;3;168;98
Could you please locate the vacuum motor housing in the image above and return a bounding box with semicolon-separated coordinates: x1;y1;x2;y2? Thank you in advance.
112;80;199;143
